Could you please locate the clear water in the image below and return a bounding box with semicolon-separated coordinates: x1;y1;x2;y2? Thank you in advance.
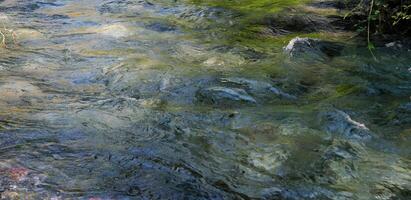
0;0;410;199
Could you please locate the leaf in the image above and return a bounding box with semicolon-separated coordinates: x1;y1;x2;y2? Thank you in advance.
368;42;375;50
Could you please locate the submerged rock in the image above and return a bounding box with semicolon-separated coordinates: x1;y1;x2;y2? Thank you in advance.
97;24;131;38
248;145;289;172
399;102;411;112
312;140;362;185
0;80;44;105
320;109;374;140
371;181;411;200
6;167;30;181
14;28;44;41
146;22;177;32
261;184;354;200
391;102;411;127
197;87;257;106
263;13;331;34
221;77;297;100
284;37;344;61
99;0;154;14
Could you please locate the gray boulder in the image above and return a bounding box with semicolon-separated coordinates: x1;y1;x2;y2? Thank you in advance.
197;87;257;106
221;77;297;100
284;37;344;61
312;140;362;185
320;109;374;140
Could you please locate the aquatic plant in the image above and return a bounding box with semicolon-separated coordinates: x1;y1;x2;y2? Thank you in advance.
188;0;307;14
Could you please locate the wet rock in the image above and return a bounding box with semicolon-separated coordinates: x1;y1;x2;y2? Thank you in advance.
391;102;411;127
324;140;363;159
158;76;214;105
201;53;246;70
385;85;410;97
268;87;298;100
97;24;131;38
146;22;177;32
14;28;44;41
319;158;357;184
99;0;154;14
248;145;289;172
312;140;362;185
0;80;44;104
176;7;234;28
197;87;257;106
261;185;353;200
377;40;411;52
260;187;283;199
221;77;297;100
1;191;20;200
385;41;403;49
212;45;267;61
88;198;103;200
6;167;29;181
284;37;344;61
371;182;411;200
320;109;374;140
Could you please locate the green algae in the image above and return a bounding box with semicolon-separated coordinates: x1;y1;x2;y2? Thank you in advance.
188;0;309;14
1;1;410;199
169;0;315;49
335;84;363;96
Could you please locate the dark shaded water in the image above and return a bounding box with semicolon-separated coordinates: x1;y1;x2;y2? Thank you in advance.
0;0;410;199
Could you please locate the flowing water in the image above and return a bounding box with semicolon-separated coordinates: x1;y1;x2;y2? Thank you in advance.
0;0;410;199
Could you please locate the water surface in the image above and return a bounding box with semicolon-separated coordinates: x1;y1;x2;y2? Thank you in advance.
0;0;410;199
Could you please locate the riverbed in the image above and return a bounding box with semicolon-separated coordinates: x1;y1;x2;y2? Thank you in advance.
0;0;410;199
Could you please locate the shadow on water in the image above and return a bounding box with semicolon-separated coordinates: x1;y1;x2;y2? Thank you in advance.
0;0;410;199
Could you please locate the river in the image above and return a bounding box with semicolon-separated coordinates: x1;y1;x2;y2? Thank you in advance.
0;0;410;199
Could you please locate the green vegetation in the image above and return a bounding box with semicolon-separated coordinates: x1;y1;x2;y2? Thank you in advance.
345;0;410;36
340;0;410;58
188;0;307;14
